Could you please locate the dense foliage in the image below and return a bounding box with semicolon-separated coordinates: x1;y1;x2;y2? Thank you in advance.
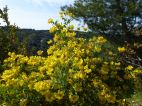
62;0;142;69
17;29;52;56
62;0;142;43
0;6;27;65
0;12;141;106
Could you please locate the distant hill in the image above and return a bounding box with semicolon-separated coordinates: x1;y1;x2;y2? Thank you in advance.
16;28;92;56
16;29;52;56
1;26;141;57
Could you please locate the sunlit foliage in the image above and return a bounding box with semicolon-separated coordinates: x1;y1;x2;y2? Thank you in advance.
0;12;141;106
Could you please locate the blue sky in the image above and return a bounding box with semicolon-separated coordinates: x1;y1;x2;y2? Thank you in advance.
0;0;75;30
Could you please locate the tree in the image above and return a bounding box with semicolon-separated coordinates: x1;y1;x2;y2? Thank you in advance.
0;6;27;66
62;0;142;43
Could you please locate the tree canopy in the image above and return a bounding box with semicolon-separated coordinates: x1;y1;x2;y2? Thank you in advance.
0;6;26;65
62;0;142;43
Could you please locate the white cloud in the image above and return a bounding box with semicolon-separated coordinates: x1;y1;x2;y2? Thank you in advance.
0;0;76;30
25;0;74;6
8;7;58;30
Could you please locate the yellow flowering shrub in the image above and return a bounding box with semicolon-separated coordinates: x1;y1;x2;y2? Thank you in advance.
48;18;53;24
118;47;126;53
37;50;43;56
0;13;141;106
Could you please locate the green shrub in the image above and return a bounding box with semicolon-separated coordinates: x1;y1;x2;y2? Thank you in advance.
0;12;141;106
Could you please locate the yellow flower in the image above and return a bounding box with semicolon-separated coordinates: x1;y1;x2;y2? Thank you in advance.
115;62;121;66
37;50;43;55
46;68;54;75
124;74;132;79
48;18;53;24
105;94;116;104
6;78;18;87
110;61;114;65
93;79;100;87
19;80;24;87
67;78;73;84
69;94;79;103
49;26;57;33
1;67;20;81
68;12;74;17
84;65;92;73
126;65;133;70
65;11;74;17
118;47;126;53
77;58;83;66
73;84;82;92
133;69;142;74
66;32;76;37
84;69;92;74
108;51;113;56
34;80;51;92
20;99;28;106
94;46;102;52
8;52;12;56
54;91;64;100
100;64;109;75
47;40;52;44
97;36;107;44
44;92;55;102
28;82;34;90
59;11;64;18
73;71;84;79
53;34;60;42
61;28;68;33
93;57;102;64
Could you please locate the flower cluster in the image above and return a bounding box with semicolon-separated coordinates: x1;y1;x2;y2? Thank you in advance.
0;14;141;106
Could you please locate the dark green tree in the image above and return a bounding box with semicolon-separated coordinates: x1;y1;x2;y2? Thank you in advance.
62;0;142;43
0;6;27;66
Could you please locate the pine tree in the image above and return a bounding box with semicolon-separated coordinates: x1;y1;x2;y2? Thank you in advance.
62;0;142;43
0;6;27;66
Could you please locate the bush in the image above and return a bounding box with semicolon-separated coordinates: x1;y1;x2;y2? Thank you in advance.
0;6;28;67
0;12;141;106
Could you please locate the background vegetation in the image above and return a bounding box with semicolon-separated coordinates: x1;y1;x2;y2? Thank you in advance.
0;0;142;105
